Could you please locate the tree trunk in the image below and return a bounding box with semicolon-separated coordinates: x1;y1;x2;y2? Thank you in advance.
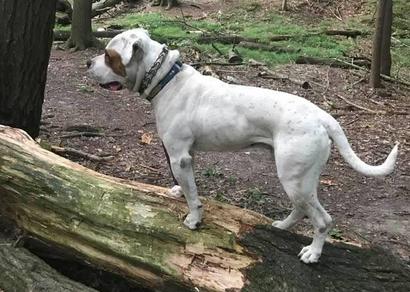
281;0;288;11
381;0;393;76
0;125;409;292
0;243;97;292
370;0;387;88
67;0;100;50
0;0;56;138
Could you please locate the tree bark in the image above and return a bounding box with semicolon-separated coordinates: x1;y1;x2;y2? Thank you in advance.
0;125;409;292
281;0;288;11
67;0;101;50
370;0;387;88
0;0;56;138
0;243;97;292
381;0;393;76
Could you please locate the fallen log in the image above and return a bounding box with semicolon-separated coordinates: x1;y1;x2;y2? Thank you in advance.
0;125;409;291
53;29;123;42
0;241;96;292
92;0;122;17
269;30;364;41
198;30;365;45
198;35;260;45
258;71;311;89
323;29;364;38
238;41;301;54
295;56;371;69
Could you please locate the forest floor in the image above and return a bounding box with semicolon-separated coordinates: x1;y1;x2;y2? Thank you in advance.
4;0;410;269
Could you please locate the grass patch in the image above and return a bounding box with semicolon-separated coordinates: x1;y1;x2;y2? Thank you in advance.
54;23;71;31
56;2;409;78
97;11;354;67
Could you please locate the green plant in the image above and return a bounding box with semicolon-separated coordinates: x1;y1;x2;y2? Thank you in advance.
215;192;228;203
202;166;223;178
329;228;344;240
78;84;94;93
247;187;267;203
227;176;237;184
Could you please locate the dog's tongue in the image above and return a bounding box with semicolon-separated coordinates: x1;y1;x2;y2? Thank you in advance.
101;81;123;91
108;82;122;91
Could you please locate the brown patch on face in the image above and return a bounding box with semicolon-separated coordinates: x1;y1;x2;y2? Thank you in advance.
104;49;126;77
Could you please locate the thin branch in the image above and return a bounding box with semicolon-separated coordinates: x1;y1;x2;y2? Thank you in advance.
190;62;245;67
51;146;114;162
60;132;105;138
334;94;384;114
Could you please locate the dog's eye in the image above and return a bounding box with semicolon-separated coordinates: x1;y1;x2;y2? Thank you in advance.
132;42;139;51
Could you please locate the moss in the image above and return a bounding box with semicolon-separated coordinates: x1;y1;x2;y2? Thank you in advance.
0;138;244;283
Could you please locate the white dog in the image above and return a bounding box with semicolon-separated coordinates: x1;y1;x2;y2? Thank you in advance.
87;29;398;263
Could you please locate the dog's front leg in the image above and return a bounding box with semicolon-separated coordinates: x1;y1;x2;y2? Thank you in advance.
165;144;203;229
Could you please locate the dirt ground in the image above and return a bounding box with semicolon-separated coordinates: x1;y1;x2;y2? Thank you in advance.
40;35;410;266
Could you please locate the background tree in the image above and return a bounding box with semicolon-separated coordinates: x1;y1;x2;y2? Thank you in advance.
66;0;101;50
0;0;56;138
281;0;288;11
370;0;393;88
381;0;393;76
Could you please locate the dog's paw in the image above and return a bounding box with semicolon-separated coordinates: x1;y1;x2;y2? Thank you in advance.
183;213;202;230
272;220;287;229
298;245;321;264
167;185;183;198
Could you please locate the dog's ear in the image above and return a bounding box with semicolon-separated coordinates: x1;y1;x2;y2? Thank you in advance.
118;37;143;66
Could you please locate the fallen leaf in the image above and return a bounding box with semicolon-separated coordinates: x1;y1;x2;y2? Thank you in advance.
141;132;153;145
320;179;337;186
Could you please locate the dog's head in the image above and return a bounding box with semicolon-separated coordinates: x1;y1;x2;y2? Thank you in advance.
87;28;156;92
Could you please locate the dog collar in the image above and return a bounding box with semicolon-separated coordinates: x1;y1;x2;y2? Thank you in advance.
138;46;169;96
145;60;183;102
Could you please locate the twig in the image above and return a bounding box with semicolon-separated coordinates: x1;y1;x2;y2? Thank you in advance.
345;117;360;126
60;132;105;138
190;62;245;67
139;163;162;174
211;43;224;56
334;94;384;114
380;73;410;87
64;124;102;132
350;77;367;88
51;146;114;162
177;7;207;33
335;59;410;87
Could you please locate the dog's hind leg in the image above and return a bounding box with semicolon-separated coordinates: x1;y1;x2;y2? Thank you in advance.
274;133;332;263
272;208;305;230
297;197;332;263
163;139;203;229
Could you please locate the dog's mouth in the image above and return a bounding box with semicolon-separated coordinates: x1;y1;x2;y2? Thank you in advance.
100;81;124;91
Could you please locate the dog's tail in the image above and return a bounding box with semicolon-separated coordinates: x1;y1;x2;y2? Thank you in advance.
321;113;399;177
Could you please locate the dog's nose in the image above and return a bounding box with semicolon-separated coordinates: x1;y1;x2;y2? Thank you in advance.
86;59;92;69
